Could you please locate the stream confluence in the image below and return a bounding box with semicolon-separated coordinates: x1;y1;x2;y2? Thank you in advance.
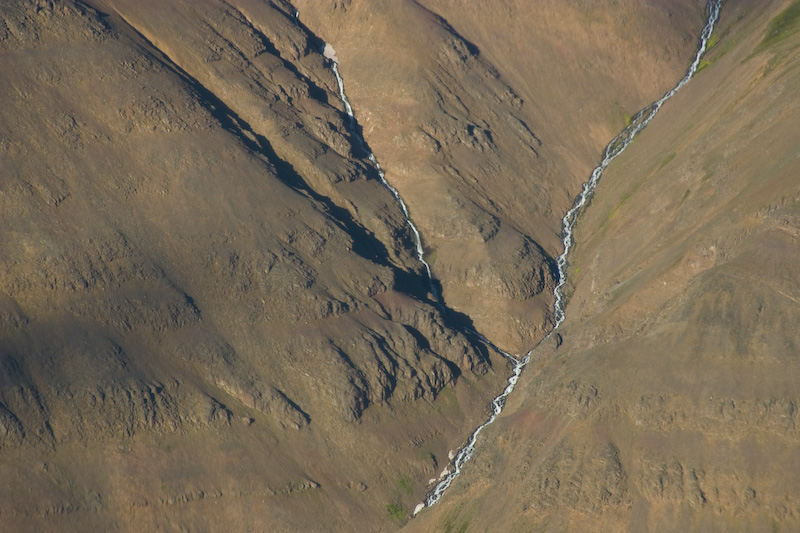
323;0;722;516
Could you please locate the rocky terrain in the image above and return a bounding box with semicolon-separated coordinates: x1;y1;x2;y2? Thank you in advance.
294;0;707;354
1;1;504;530
3;0;797;531
407;1;800;531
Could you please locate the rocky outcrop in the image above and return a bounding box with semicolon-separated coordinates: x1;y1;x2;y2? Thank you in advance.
408;2;800;531
0;1;505;530
294;0;707;353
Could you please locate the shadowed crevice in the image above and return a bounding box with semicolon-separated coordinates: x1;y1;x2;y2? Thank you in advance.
99;7;396;270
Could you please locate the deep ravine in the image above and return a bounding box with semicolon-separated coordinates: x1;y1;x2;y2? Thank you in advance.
322;0;721;517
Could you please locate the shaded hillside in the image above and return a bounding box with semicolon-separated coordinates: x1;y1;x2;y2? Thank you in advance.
1;0;714;531
294;0;707;353
0;1;503;530
407;1;800;531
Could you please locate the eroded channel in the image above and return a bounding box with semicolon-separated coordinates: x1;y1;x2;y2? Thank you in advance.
322;0;722;515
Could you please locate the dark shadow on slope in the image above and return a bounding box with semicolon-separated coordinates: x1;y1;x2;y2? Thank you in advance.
402;324;467;381
446;312;493;367
191;83;394;268
408;0;481;57
106;10;396;270
285;11;499;368
531;240;560;287
272;1;327;55
278;4;387;168
115;2;497;372
274;388;312;425
91;1;455;320
222;2;329;105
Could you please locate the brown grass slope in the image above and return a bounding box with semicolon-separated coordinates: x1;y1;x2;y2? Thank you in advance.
294;0;707;354
407;1;800;531
0;0;716;530
0;0;507;530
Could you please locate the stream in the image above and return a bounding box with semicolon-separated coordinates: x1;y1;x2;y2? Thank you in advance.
328;50;439;304
323;0;721;517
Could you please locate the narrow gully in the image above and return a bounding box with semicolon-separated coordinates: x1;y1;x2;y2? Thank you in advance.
322;0;722;516
328;53;440;305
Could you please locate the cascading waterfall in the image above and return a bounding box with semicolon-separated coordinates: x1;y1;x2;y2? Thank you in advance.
329;59;440;304
324;0;721;516
421;346;529;512
553;0;722;329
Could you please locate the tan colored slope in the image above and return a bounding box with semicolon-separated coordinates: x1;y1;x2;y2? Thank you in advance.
294;0;707;353
0;1;506;530
0;0;736;530
407;1;800;531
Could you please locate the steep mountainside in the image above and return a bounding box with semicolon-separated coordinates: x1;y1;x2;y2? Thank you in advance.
1;1;502;530
0;0;731;531
408;1;800;531
295;0;707;353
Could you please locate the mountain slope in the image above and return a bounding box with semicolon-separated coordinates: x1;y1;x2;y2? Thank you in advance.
0;0;724;530
407;1;800;531
0;1;502;530
294;0;707;353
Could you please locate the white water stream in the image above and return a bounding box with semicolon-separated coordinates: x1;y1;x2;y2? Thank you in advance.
553;0;722;330
324;0;721;517
328;52;439;304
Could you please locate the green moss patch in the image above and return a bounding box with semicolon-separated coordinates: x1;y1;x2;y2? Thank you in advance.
386;503;407;524
397;475;414;495
759;1;800;49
